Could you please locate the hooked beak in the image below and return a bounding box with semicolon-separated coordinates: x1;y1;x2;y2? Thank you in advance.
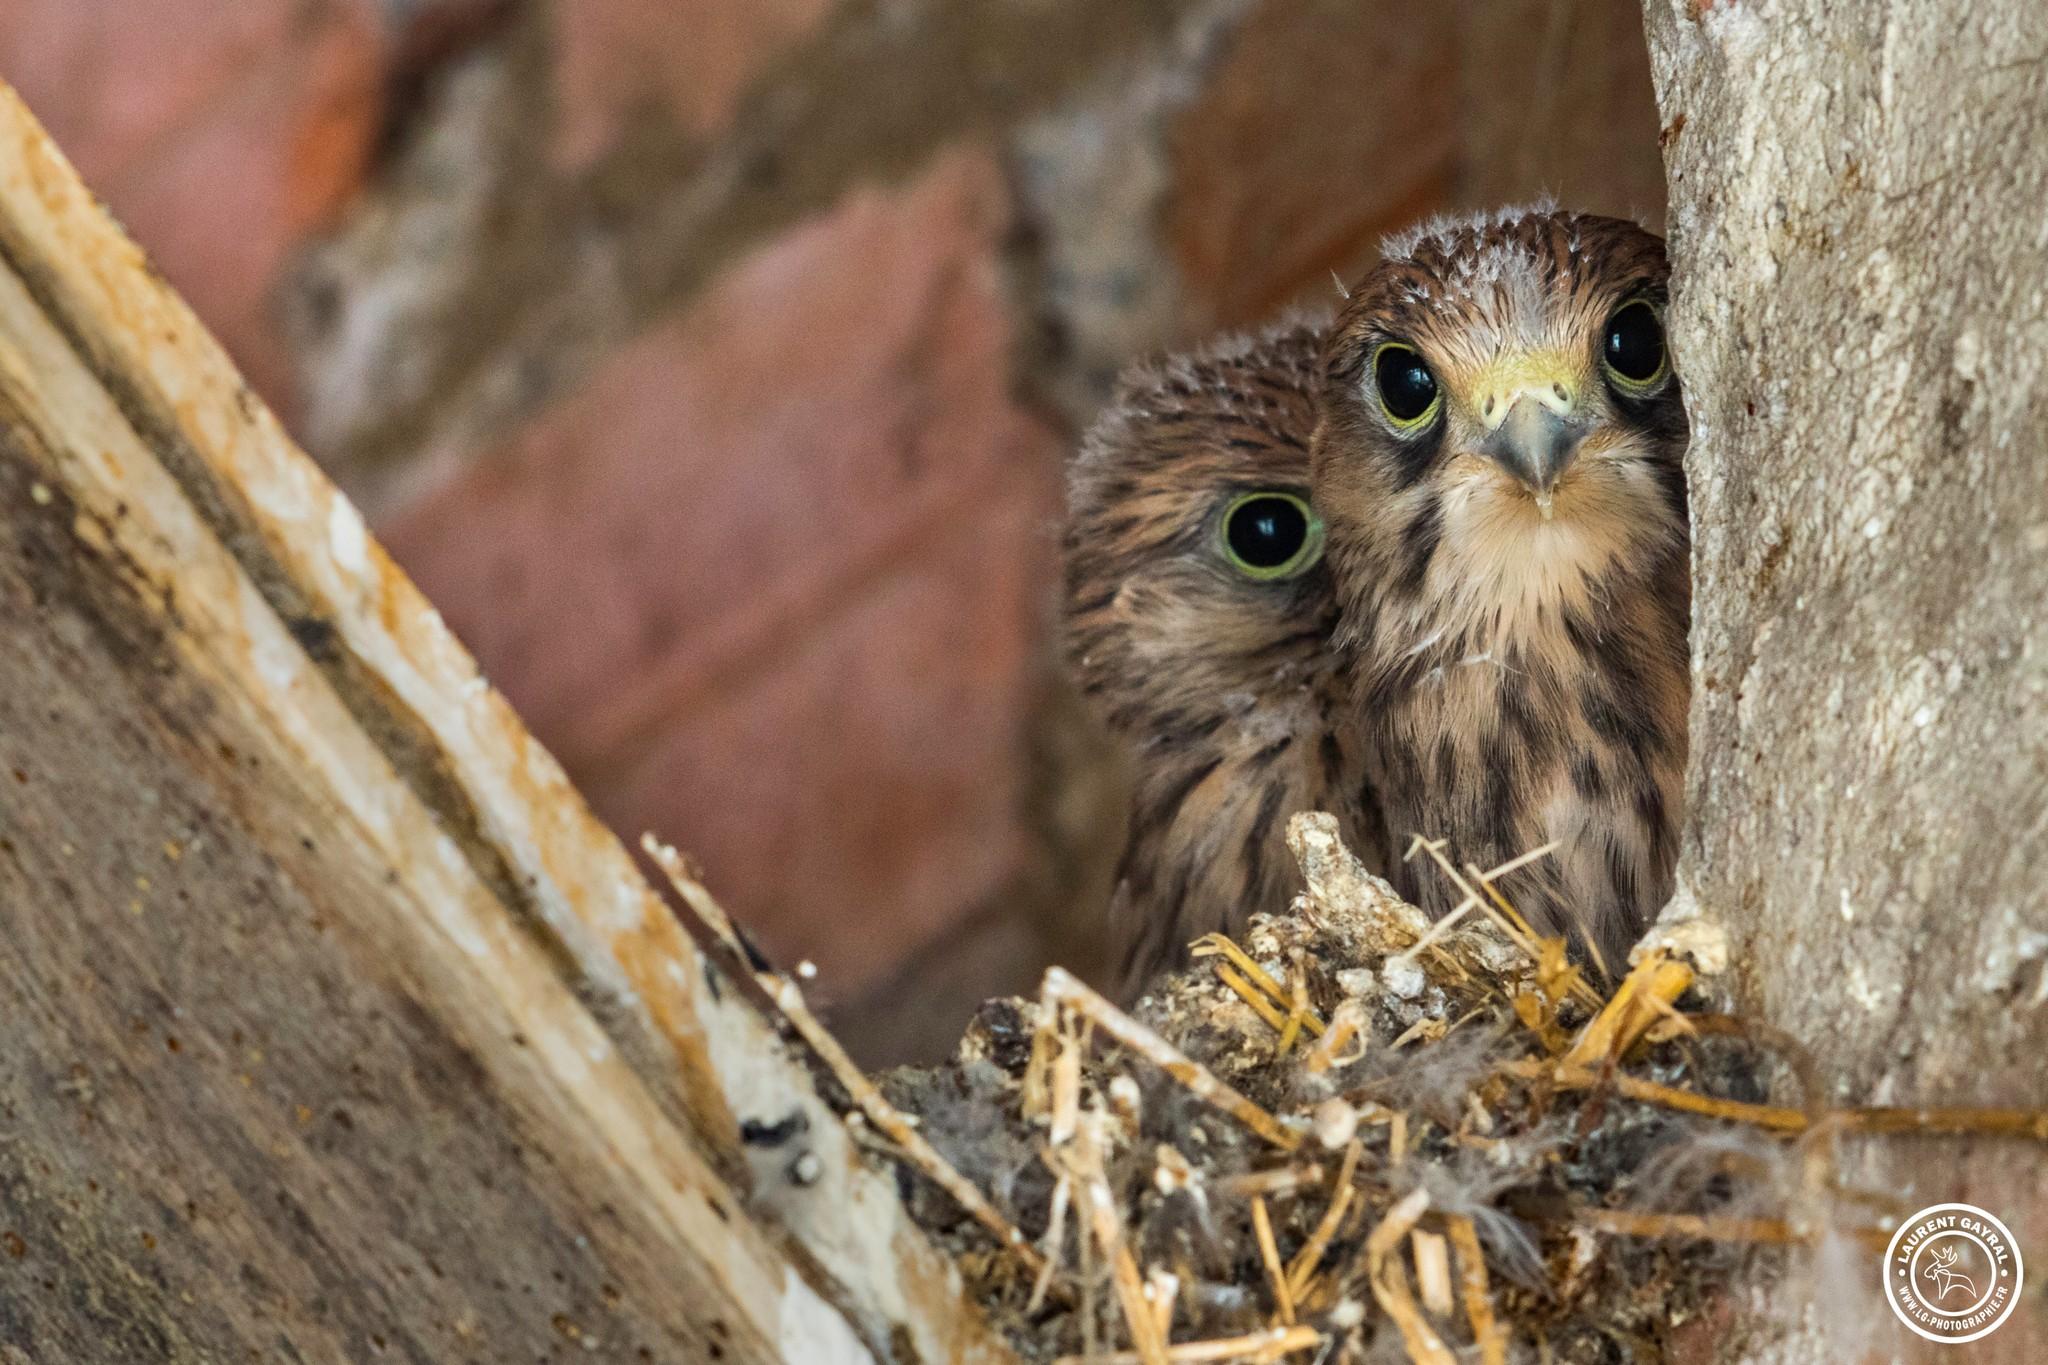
1480;394;1589;520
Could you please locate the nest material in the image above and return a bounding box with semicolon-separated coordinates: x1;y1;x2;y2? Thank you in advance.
878;816;1768;1362
647;821;2048;1365
873;813;2048;1365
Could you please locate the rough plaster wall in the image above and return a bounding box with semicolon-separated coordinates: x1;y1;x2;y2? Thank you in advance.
1644;2;2048;1358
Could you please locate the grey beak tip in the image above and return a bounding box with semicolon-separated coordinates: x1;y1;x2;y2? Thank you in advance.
1484;401;1586;494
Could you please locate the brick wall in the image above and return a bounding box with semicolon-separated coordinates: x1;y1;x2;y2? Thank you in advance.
1;0;1666;1061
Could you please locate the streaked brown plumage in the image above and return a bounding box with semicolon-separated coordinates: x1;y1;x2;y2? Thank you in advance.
1064;321;1379;997
1311;209;1690;972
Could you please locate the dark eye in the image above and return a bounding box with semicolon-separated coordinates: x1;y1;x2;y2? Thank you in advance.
1219;492;1324;581
1372;342;1440;426
1602;299;1668;388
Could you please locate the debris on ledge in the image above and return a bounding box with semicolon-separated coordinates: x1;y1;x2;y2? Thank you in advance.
850;815;2048;1363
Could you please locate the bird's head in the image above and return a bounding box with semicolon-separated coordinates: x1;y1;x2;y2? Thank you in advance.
1312;210;1688;654
1064;324;1337;738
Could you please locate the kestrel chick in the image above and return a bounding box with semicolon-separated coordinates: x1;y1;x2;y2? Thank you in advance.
1311;210;1690;971
1065;321;1377;996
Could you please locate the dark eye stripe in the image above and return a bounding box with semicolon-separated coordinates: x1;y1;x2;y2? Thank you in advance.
1385;418;1444;490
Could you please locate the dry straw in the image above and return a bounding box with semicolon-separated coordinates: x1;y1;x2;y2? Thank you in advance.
647;819;2048;1363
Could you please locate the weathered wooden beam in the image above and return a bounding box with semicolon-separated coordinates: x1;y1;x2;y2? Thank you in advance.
0;81;1009;1363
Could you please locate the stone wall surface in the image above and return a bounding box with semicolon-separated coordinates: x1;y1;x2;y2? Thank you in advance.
0;0;1665;1059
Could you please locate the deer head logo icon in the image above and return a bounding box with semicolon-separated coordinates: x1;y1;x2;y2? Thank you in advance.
1923;1245;1979;1301
1886;1204;2022;1343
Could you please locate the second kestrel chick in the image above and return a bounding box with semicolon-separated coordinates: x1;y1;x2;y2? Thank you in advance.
1065;320;1378;997
1312;209;1690;971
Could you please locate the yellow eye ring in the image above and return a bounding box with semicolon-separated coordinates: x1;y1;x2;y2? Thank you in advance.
1600;298;1670;395
1371;341;1442;430
1217;491;1325;581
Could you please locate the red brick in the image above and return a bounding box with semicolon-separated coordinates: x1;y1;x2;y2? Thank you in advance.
1;1;390;416
601;474;1052;997
0;1;308;187
548;0;840;170
381;147;1061;995
109;15;380;413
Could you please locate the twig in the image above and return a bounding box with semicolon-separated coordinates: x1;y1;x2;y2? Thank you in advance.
1049;1018;1083;1145
648;840;1046;1273
1146;1267;1179;1341
1393;842;1556;963
1364;1188;1456;1365
1252;1196;1295;1325
769;977;1047;1267
1064;1111;1168;1365
1389;888;1484;960
1561;951;1694;1069
1404;837;1601;1009
1466;850;1552;938
1052;1324;1322;1363
1285;1186;1356;1305
642;834;745;953
1446;1215;1506;1365
1574;1207;1887;1252
1580;1207;1799;1242
1828;1105;2048;1140
1682;1013;1826;1119
1276;952;1314;1055
1474;856;1603;981
1390;1015;1449;1050
1411;1229;1454;1317
1392;1005;1487;1052
1028;1148;1073;1313
1304;1001;1368;1073
1095;1194;1168;1361
1215;1164;1324;1198
1215;962;1292;1036
1078;1167;1098;1363
1041;968;1303;1151
1286;1139;1361;1300
1516;1057;2048;1143
1193;934;1325;1038
1506;1058;1808;1131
